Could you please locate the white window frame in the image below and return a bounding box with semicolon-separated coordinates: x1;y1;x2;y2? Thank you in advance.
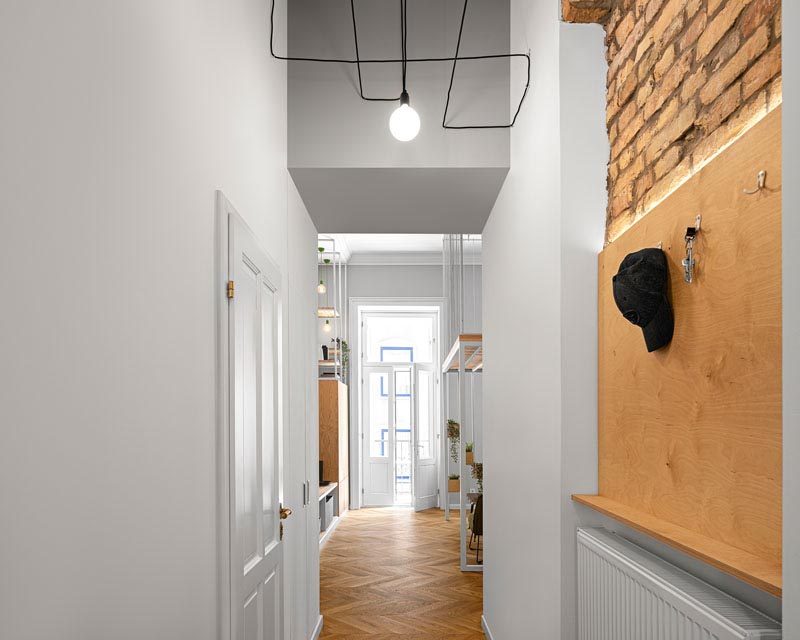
348;298;445;509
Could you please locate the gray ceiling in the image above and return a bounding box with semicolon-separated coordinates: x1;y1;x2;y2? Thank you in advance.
290;168;509;233
286;0;512;233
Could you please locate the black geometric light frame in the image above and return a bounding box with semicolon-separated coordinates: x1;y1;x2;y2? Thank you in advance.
270;0;531;130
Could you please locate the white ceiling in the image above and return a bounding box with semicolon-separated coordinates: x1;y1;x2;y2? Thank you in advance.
339;234;444;253
318;233;482;265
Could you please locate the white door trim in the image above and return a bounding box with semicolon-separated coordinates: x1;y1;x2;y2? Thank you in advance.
215;190;287;640
216;191;234;640
348;297;445;510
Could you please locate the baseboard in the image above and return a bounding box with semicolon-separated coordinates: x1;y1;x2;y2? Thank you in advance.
310;615;323;640
481;615;494;640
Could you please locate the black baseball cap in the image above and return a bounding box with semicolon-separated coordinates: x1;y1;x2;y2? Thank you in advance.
612;248;674;352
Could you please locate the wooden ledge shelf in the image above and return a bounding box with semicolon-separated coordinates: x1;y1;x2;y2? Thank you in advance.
572;495;782;597
442;334;483;373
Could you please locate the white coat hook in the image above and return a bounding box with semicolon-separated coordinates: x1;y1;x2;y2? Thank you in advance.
743;170;766;195
681;215;701;284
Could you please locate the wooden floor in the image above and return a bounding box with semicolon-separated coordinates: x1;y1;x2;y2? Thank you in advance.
320;508;484;639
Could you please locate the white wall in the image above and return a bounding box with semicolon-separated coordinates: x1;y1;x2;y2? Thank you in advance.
0;2;318;639
287;178;322;639
783;0;799;635
558;22;609;640
348;264;444;298
482;0;563;636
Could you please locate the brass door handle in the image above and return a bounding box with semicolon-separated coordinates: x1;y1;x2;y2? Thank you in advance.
280;505;293;520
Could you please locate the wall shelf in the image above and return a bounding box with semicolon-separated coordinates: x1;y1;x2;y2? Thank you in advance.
572;494;782;597
442;334;483;373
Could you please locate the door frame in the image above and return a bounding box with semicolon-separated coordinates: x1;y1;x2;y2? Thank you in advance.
348;297;445;510
215;191;288;640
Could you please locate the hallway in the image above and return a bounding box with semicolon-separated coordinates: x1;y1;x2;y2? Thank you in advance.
320;509;483;639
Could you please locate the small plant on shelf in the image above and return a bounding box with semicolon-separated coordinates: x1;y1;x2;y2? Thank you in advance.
465;441;475;465
448;474;460;492
471;462;483;493
447;419;460;463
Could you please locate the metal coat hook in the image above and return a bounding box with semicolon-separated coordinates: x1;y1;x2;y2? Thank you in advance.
743;170;766;195
682;215;701;284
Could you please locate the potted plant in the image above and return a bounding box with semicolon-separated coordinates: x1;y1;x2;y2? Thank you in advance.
447;419;460;463
471;462;483;494
465;441;475;465
448;474;460;493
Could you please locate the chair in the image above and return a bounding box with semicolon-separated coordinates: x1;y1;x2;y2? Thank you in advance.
470;494;483;564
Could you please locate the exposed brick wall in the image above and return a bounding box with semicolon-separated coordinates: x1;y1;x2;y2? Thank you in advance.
599;0;782;241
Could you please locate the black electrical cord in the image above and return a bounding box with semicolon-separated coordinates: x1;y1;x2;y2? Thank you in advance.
270;0;530;130
443;0;530;129
401;0;408;94
350;0;400;101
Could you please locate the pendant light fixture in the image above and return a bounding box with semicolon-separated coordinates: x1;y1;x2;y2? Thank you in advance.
390;91;420;142
323;319;332;334
317;280;327;294
389;0;419;142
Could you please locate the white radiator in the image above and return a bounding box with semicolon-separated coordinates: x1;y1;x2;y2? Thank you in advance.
577;528;781;640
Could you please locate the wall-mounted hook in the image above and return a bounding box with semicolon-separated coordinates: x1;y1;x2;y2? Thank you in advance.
743;170;766;195
681;215;701;284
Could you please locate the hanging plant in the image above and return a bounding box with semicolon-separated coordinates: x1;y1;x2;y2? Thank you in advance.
471;462;483;493
447;419;460;463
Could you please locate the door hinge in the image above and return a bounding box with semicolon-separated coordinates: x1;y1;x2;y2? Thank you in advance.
226;280;235;299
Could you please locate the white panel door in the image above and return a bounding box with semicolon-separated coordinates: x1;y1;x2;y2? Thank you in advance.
229;213;285;640
412;365;438;511
362;366;394;506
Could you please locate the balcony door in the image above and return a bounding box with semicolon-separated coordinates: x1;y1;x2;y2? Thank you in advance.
359;311;438;508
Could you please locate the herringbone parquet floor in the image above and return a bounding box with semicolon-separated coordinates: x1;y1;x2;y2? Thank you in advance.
320;507;484;639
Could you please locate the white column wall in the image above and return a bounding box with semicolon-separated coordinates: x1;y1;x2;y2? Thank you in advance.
481;0;563;636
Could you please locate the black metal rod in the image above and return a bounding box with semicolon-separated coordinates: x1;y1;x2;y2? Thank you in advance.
350;0;400;101
271;0;531;130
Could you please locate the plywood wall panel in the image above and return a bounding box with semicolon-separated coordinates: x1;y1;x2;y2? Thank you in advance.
319;379;350;513
598;108;782;567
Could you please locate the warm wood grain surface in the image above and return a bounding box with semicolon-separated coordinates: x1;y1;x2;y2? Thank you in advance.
319;380;349;514
597;107;782;587
320;508;484;639
572;494;782;595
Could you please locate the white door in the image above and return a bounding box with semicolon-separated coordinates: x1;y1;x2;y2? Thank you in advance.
362;366;394;506
412;364;438;511
228;212;286;640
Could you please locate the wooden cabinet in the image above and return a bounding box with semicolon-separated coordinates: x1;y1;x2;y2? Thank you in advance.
319;380;349;514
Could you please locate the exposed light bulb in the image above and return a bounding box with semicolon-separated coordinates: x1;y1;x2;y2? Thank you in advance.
389;91;420;142
323;320;332;334
317;280;327;294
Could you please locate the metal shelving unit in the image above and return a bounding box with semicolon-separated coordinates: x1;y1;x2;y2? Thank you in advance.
317;236;348;382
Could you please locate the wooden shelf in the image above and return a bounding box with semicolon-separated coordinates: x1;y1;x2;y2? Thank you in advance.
442;334;483;373
317;307;340;318
572;495;782;596
318;482;338;500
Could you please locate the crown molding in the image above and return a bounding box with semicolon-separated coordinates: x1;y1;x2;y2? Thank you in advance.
346;251;482;266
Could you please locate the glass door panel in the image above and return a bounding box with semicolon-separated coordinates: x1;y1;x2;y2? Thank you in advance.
362;367;394;506
394;369;412;505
